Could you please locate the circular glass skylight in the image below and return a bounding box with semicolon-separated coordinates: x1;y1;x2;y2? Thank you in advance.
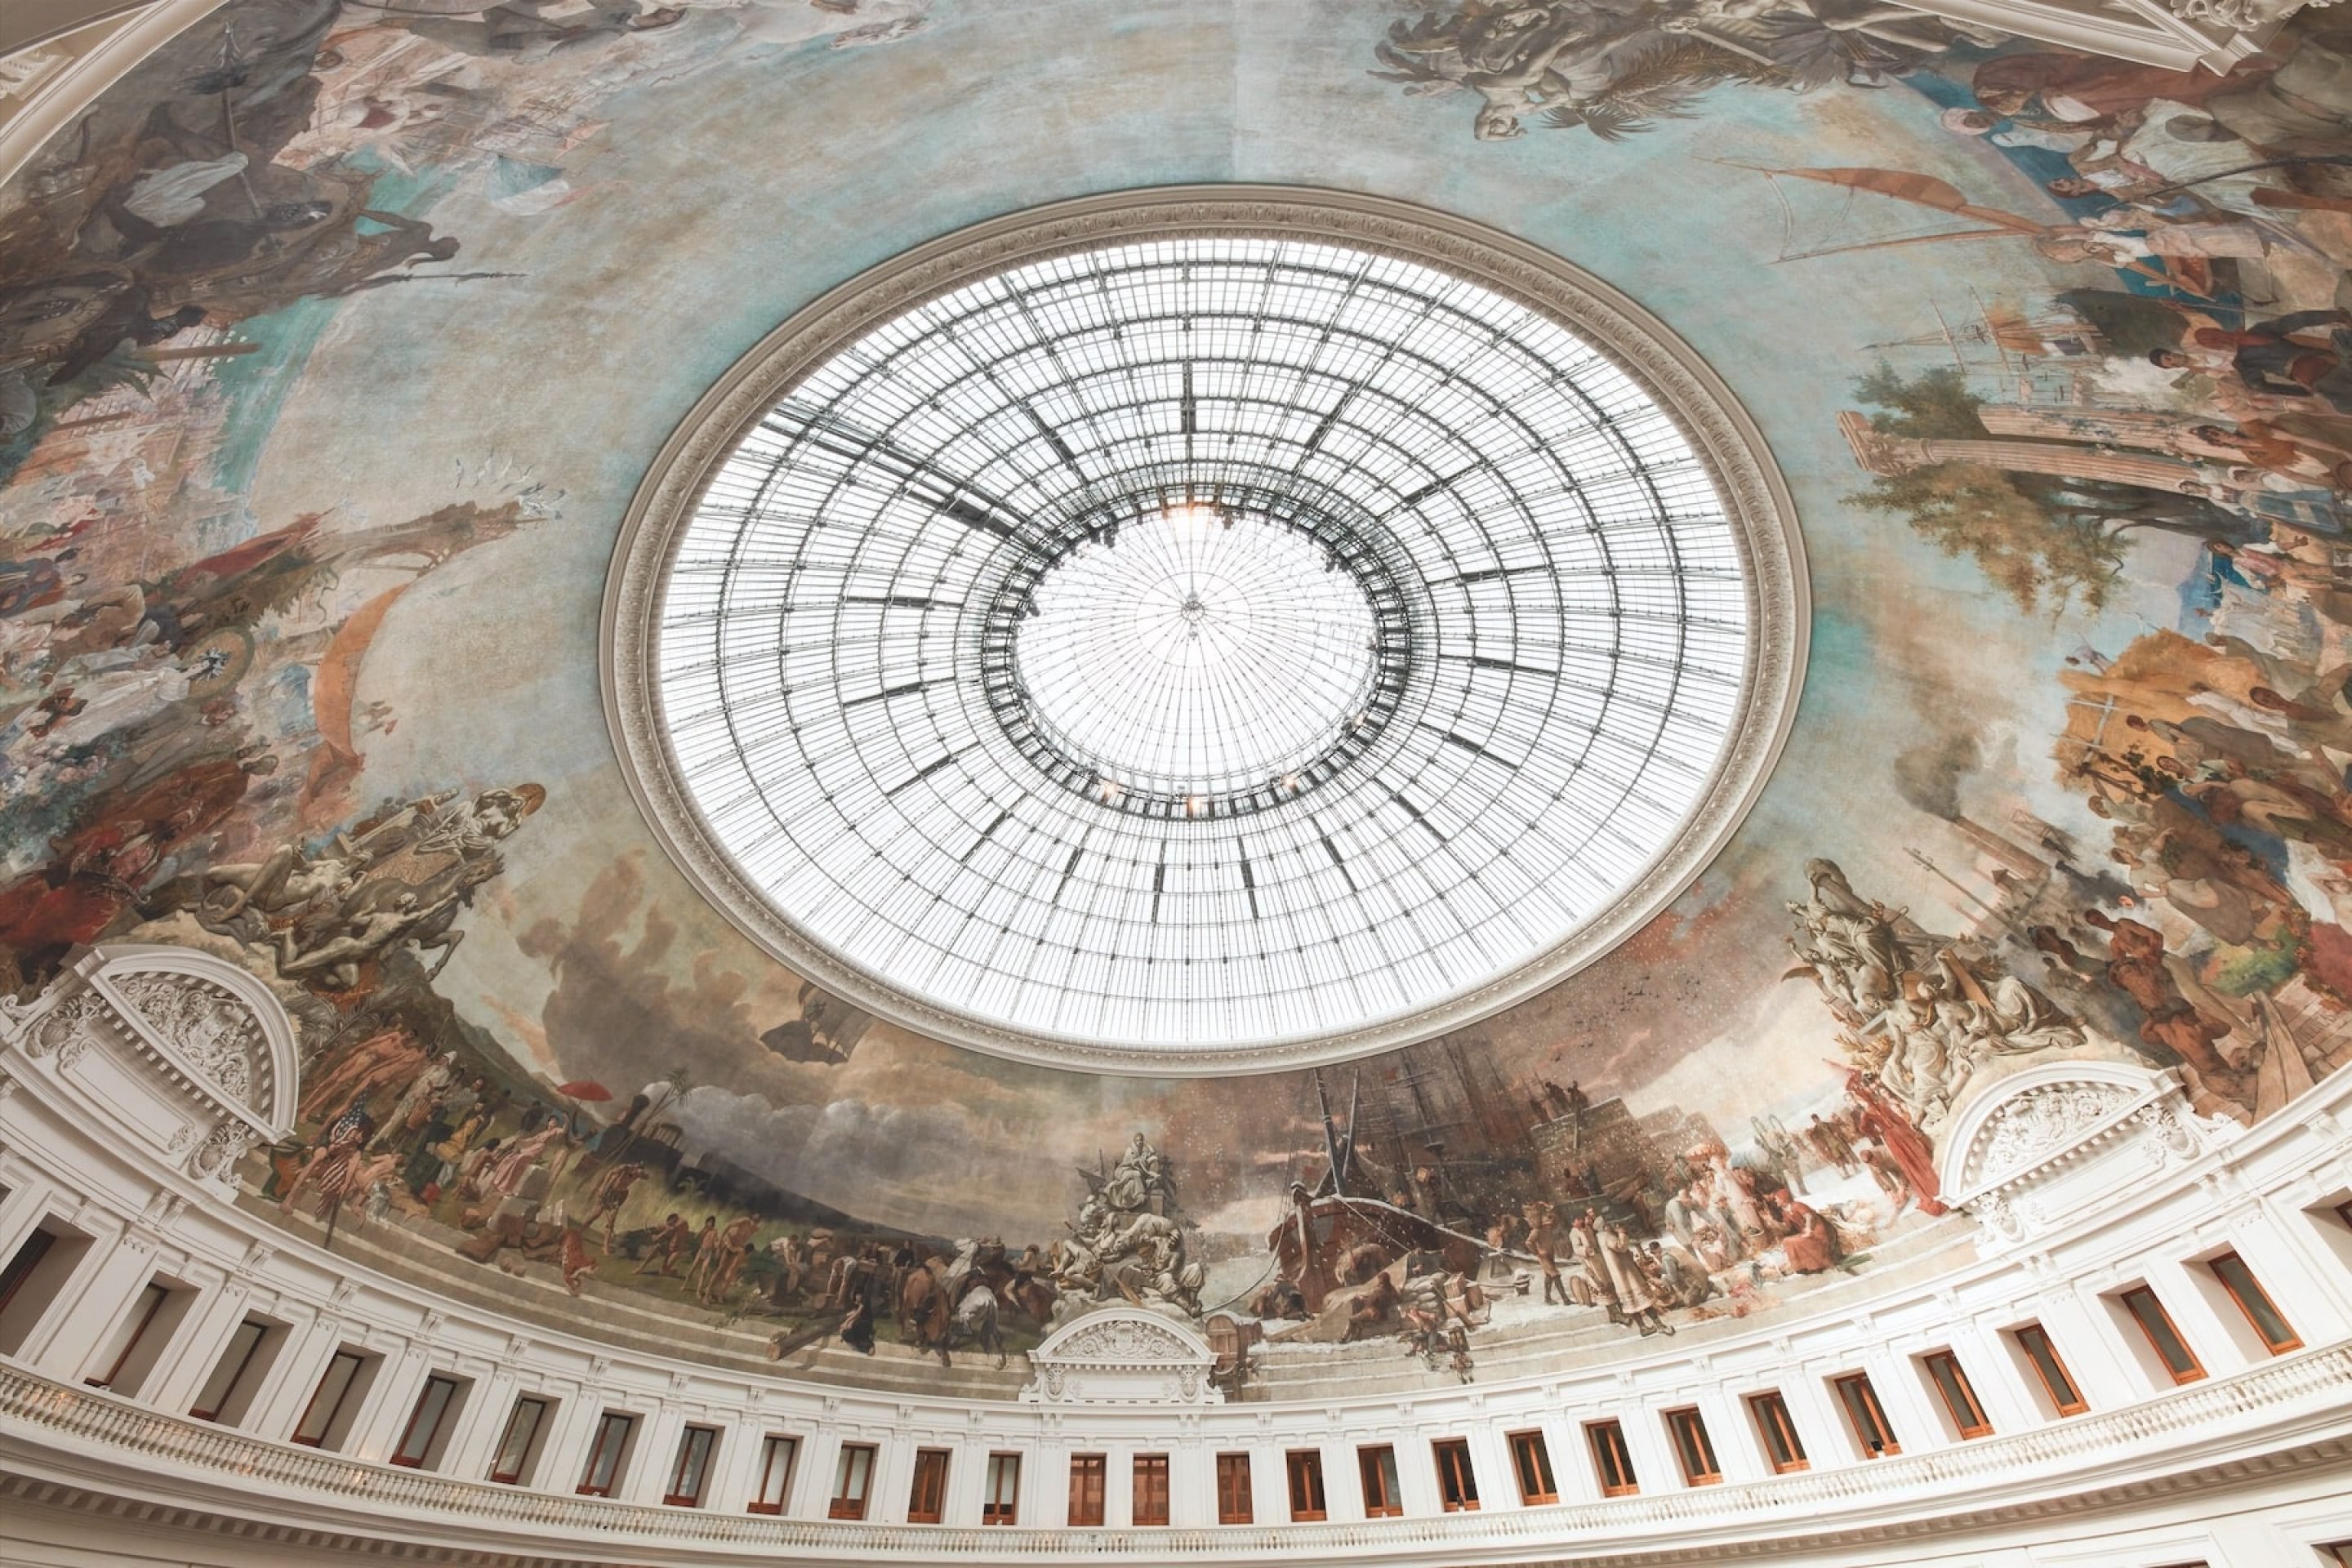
614;193;1800;1072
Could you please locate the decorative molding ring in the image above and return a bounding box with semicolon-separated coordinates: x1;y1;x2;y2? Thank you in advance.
603;185;1809;1076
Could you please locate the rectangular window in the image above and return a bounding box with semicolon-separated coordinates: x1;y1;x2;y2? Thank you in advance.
2208;1251;2301;1355
0;1225;88;1357
2012;1324;2088;1416
748;1434;797;1515
291;1349;369;1449
577;1411;636;1498
391;1374;463;1469
1588;1420;1638;1497
1433;1437;1479;1512
829;1443;875;1520
1357;1445;1402;1517
982;1452;1021;1526
1131;1453;1169;1527
1067;1453;1106;1526
1923;1351;1993;1439
488;1396;550;1485
1833;1372;1900;1458
86;1281;171;1390
0;1228;56;1322
1285;1450;1327;1521
1748;1392;1808;1473
189;1317;273;1424
1508;1429;1557;1505
1664;1407;1722;1486
2319;1539;2352;1566
1214;1452;1253;1525
2120;1285;2206;1384
666;1425;719;1508
907;1448;950;1524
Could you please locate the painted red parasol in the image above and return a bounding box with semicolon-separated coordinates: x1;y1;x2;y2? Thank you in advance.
556;1080;613;1102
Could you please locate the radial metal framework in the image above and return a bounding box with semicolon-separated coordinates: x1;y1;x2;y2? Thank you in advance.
615;195;1801;1071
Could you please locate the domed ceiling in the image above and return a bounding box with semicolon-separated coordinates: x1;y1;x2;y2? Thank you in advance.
5;0;2351;1395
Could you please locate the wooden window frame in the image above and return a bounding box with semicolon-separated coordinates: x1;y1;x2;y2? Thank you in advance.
906;1447;950;1524
747;1433;797;1515
982;1451;1021;1526
1586;1420;1638;1497
2208;1250;2302;1355
1284;1449;1327;1522
1066;1452;1107;1527
1214;1451;1253;1525
87;1281;171;1391
1747;1391;1809;1473
488;1396;550;1486
1357;1444;1402;1518
1832;1372;1901;1458
828;1442;876;1521
2012;1324;2089;1416
576;1410;636;1498
2119;1285;2207;1384
1432;1437;1480;1512
0;1229;56;1322
1130;1452;1170;1528
1664;1406;1722;1486
666;1424;719;1508
291;1348;369;1450
1922;1351;1993;1439
390;1374;463;1469
1508;1428;1558;1505
189;1317;270;1423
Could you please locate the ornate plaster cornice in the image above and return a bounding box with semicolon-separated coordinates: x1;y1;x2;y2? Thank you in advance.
602;185;1809;1077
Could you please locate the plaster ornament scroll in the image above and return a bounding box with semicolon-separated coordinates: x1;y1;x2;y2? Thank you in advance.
2147;1102;2234;1161
1974;1191;2030;1243
188;1119;254;1186
111;971;263;1106
20;991;104;1061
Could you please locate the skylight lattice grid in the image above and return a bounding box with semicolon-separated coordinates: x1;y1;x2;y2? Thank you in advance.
654;235;1750;1055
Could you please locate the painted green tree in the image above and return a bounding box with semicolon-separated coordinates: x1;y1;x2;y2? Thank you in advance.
1846;364;2256;618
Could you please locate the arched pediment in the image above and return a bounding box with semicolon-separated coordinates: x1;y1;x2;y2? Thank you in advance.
1021;1307;1221;1405
86;945;301;1134
1936;1063;2238;1246
0;942;301;1189
1938;1062;2168;1199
